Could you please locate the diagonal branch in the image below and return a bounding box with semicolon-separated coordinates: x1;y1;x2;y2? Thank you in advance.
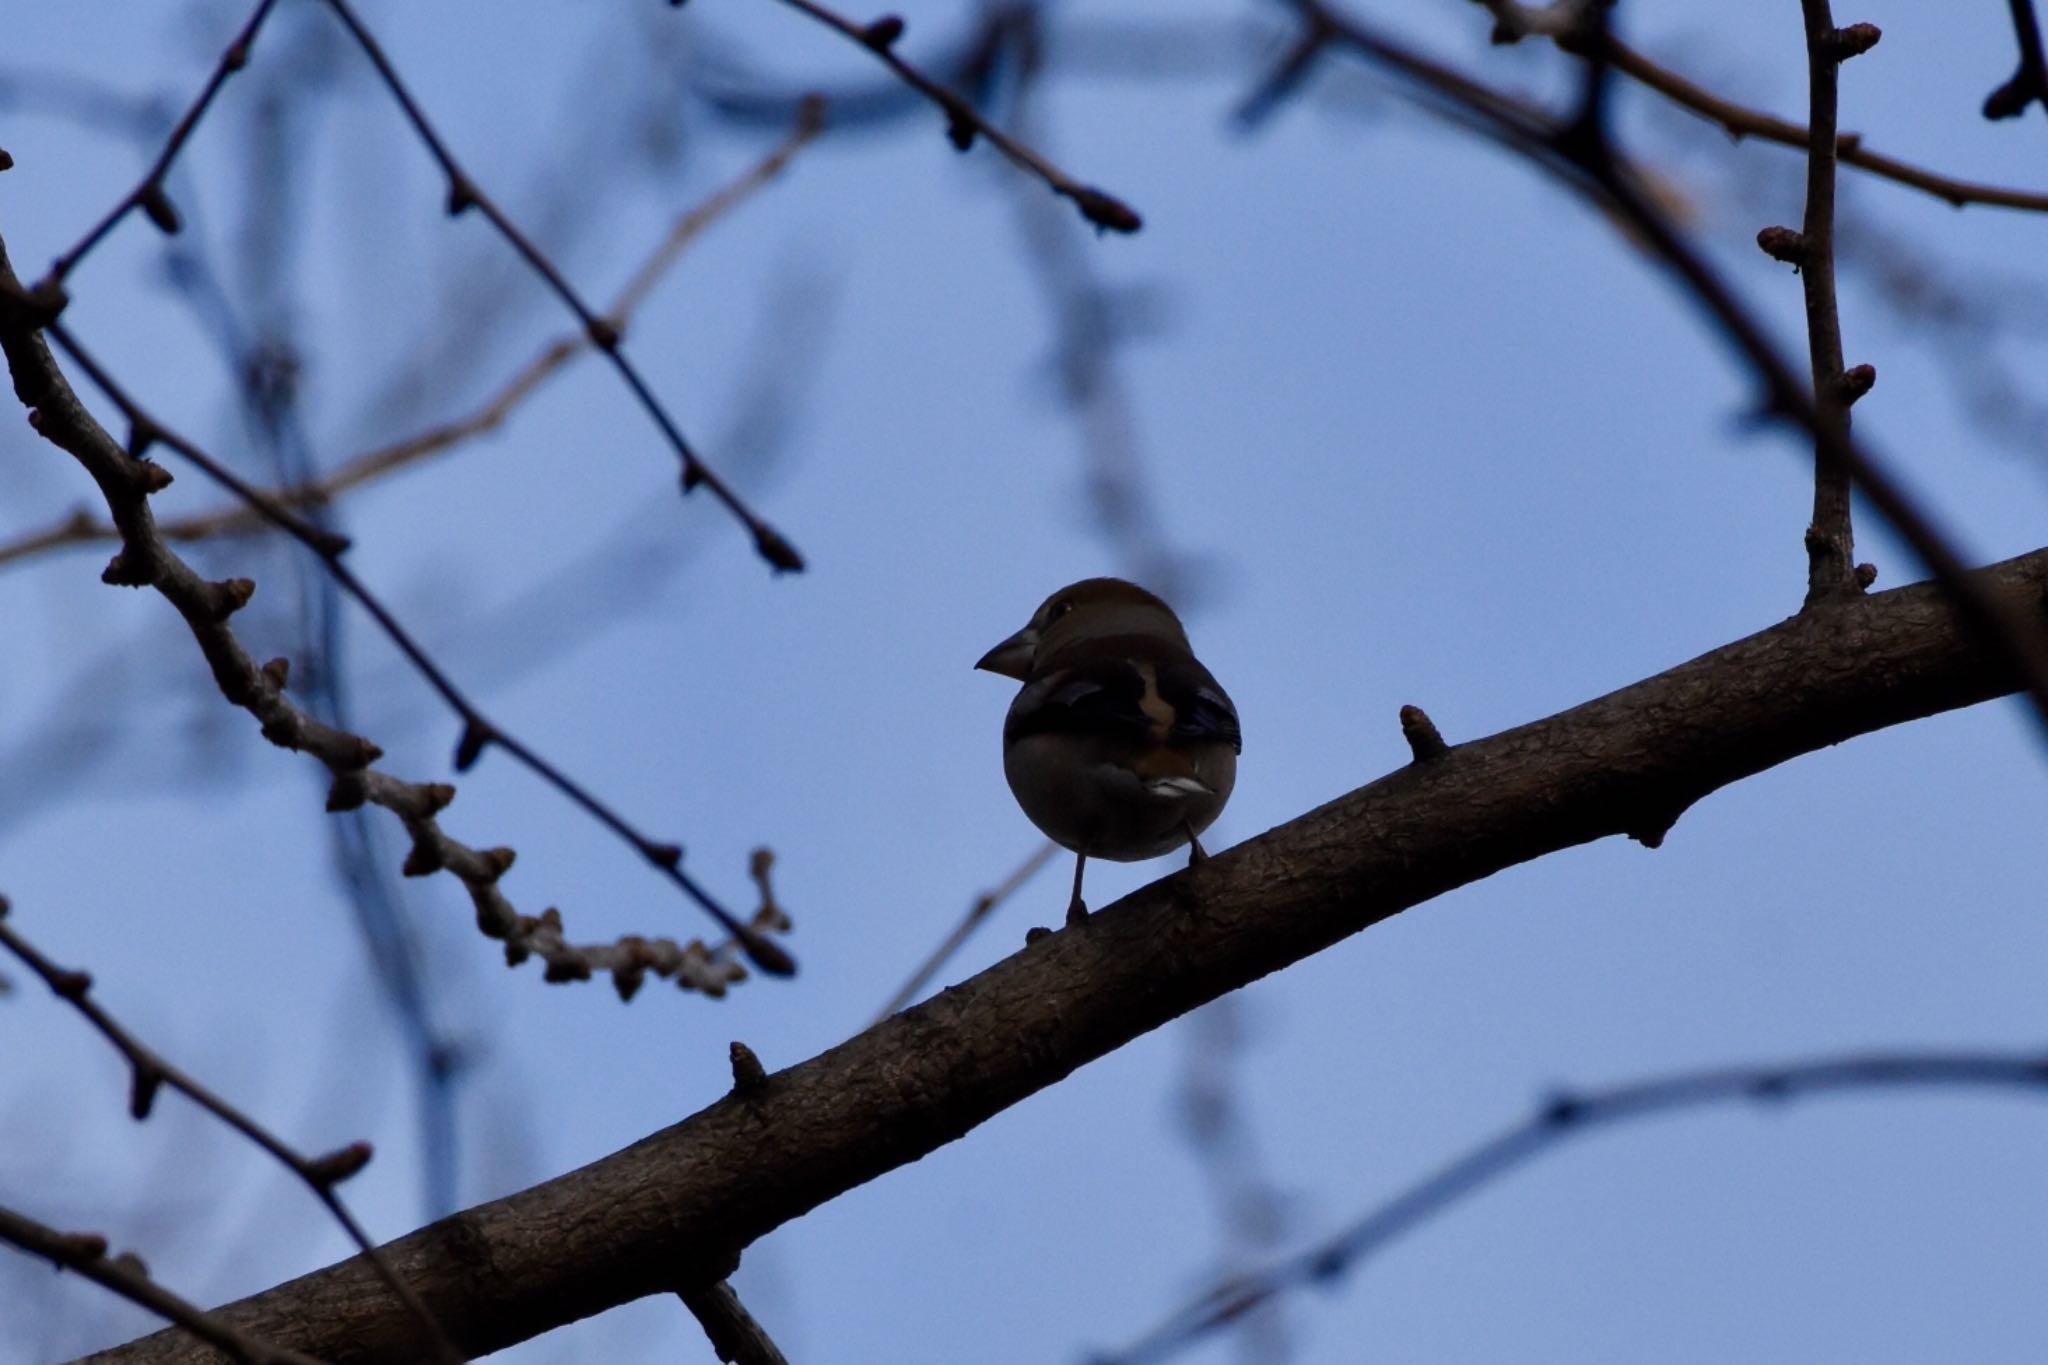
677;1280;790;1365
37;0;282;286
308;0;803;572
0;1202;324;1365
759;0;1142;232
1261;0;2048;737
1985;0;2048;121
1106;1045;2048;1364
0;901;454;1360
0;234;795;984
93;544;2048;1361
0;100;825;568
1475;0;2048;212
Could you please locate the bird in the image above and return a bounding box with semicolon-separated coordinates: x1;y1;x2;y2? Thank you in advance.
976;577;1240;927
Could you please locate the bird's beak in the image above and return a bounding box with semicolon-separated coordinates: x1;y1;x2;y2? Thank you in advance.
975;627;1037;680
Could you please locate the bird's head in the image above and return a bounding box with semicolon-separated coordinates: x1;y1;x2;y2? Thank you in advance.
974;577;1188;680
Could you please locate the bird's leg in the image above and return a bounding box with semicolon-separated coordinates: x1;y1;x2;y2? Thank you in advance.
1184;824;1209;866
1065;853;1090;927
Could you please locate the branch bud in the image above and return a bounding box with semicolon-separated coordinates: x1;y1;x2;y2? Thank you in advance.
1824;23;1881;61
1755;225;1809;266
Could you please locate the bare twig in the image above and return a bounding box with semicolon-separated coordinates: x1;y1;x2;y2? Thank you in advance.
0;100;826;567
0;1202;327;1365
41;316;793;974
309;0;803;572
1398;704;1447;762
1985;0;2048;120
758;0;1141;233
1102;1047;2048;1365
0;235;795;979
1474;0;2048;213
36;0;282;287
0;898;454;1361
875;842;1057;1020
1782;2;1878;606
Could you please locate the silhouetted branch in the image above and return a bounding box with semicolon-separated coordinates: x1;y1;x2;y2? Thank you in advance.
1782;1;1879;605
1267;0;2048;738
1475;0;2048;211
1101;1046;2048;1365
876;841;1056;1020
0;100;825;567
0;898;454;1360
1984;0;2048;121
35;0;281;287
307;0;803;572
91;543;2048;1360
0;1202;324;1365
0;233;796;981
758;0;1141;233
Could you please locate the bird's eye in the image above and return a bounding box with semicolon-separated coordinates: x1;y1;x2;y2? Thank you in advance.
1051;601;1074;619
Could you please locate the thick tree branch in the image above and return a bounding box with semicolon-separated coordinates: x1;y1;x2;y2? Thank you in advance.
99;545;2048;1362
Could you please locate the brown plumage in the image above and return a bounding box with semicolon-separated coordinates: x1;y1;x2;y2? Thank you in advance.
977;578;1240;925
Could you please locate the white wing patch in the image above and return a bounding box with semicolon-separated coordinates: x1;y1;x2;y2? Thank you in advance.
1144;775;1215;800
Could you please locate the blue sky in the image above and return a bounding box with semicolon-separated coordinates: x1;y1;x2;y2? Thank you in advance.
3;2;2046;1362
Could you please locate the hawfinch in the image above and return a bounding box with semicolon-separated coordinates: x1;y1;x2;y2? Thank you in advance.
976;578;1240;926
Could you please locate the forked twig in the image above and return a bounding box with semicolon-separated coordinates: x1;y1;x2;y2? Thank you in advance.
0;100;826;567
0;896;451;1360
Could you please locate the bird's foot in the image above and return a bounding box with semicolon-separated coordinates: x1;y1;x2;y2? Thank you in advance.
1064;895;1090;928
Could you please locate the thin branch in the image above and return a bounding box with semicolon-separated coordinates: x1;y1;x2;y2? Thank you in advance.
759;0;1141;233
308;0;803;572
91;543;2048;1360
0;899;454;1362
1984;0;2048;121
36;0;282;287
1282;0;2048;738
1102;1047;2048;1365
0;234;795;981
38;316;792;975
0;99;826;567
0;1202;326;1365
677;1280;791;1365
875;841;1057;1021
1473;0;2048;213
1784;1;1875;606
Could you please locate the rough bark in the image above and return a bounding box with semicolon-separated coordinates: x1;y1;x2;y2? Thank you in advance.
94;547;2048;1362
